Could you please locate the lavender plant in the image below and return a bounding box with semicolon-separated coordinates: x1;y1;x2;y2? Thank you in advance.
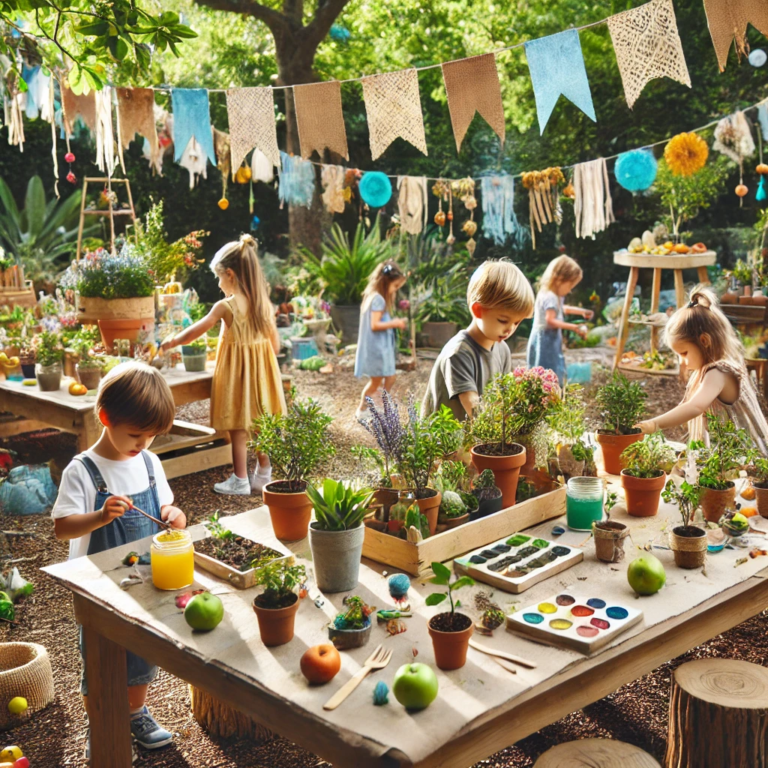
357;390;405;487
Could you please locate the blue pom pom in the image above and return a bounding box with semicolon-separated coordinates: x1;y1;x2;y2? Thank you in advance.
757;177;767;203
373;680;389;705
388;573;411;598
330;24;351;43
359;171;392;208
615;149;658;193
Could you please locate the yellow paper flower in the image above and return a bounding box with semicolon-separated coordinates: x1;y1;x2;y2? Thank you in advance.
664;132;709;177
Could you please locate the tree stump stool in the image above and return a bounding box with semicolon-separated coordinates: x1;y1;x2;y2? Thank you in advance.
189;685;274;742
534;738;660;767
665;658;768;768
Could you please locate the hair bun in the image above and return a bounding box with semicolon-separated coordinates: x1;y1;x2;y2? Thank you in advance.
686;285;717;310
239;233;257;248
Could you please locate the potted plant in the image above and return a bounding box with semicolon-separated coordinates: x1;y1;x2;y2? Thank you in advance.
595;371;647;475
34;331;63;391
425;562;474;670
328;595;375;650
251;559;307;646
434;460;473;530
693;415;757;523
18;344;35;379
748;457;768;518
252;395;335;541
547;384;594;481
306;478;374;593
592;491;630;563
181;337;208;372
69;328;105;390
386;496;408;534
471;469;503;520
662;479;706;569
619;433;677;517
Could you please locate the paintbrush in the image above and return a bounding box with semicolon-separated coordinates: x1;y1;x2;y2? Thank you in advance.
469;639;537;669
119;501;171;530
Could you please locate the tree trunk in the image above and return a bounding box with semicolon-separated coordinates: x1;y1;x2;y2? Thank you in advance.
534;738;660;767
665;658;768;768
189;685;275;741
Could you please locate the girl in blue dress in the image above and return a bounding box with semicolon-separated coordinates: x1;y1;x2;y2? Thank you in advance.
527;255;593;385
355;261;407;421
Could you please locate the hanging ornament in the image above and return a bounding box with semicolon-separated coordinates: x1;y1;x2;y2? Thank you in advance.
433;180;449;227
750;49;768;68
521;168;565;248
235;164;252;184
250;214;261;231
562;181;576;200
446;188;455;244
218;198;229;210
614;149;658;193
736;183;749;198
757;177;767;203
64;151;76;184
359;171;392;208
664;132;709;177
451;177;479;250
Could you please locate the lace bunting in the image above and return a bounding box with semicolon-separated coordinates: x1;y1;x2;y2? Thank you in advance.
397;176;428;235
293;81;348;160
95;87;117;176
703;0;768;71
226;87;280;178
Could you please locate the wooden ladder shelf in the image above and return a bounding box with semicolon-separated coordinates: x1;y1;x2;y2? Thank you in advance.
75;177;137;260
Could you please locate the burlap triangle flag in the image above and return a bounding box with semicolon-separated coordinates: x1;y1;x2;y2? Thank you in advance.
293;81;348;160
704;0;768;71
607;0;691;109
226;87;280;178
116;88;158;171
442;53;505;153
361;69;427;161
61;81;96;135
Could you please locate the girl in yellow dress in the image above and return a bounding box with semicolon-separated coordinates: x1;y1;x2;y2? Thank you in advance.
161;234;286;495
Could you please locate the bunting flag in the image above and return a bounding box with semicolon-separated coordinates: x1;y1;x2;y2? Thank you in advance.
442;54;505;153
61;82;96;134
293;80;349;160
703;0;768;71
525;29;596;134
226;87;280;178
361;69;428;160
171;88;216;166
116;87;159;172
607;0;691;109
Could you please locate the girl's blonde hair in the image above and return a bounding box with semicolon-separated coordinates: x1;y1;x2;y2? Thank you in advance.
538;255;583;293
664;285;744;368
362;260;405;312
211;234;274;338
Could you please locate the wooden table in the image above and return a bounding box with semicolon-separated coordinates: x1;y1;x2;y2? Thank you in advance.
612;251;716;374
0;365;231;479
44;490;768;768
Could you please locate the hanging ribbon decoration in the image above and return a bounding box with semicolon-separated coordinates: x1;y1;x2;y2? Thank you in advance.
521;168;565;248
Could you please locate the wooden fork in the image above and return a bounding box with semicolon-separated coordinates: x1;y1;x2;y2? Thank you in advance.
323;644;393;711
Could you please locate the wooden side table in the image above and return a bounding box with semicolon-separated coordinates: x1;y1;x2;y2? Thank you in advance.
612;251;716;372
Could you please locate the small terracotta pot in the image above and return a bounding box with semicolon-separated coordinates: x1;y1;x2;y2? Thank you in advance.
593;520;629;563
471;444;526;508
387;519;404;534
755;483;768;518
699;483;736;524
596;431;643;476
263;481;312;541
721;291;738;305
252;594;300;646
428;613;474;670
669;525;707;569
437;513;469;531
416;490;442;537
621;470;666;517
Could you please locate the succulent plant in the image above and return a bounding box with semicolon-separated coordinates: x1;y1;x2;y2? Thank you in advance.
481;607;506;630
440;490;467;518
389;500;409;522
472;469;501;502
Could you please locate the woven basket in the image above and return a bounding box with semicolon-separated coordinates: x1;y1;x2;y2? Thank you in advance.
0;643;54;729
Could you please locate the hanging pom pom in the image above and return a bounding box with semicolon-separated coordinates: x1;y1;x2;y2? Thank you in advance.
64;152;75;164
218;198;229;210
757;178;767;203
66;171;76;184
434;211;446;226
614;149;658;193
735;184;749;197
664;132;709;177
757;164;768;175
359;171;392;208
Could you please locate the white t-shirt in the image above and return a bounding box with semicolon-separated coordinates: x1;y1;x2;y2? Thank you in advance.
51;449;173;561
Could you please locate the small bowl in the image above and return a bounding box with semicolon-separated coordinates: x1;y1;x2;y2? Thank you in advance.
328;620;372;650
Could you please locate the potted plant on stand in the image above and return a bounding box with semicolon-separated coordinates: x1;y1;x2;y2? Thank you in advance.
252;395;335;541
328;595;375;650
595;371;647;475
307;478;374;593
620;433;677;517
663;480;706;569
425;562;474;670
181;337;208;372
34;331;63;392
252;560;307;646
471;469;503;520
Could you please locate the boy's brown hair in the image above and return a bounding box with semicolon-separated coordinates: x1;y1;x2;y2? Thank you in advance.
467;260;534;318
96;362;175;434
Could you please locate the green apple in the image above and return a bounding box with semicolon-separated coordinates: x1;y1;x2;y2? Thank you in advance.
184;592;224;631
627;554;666;596
392;663;438;710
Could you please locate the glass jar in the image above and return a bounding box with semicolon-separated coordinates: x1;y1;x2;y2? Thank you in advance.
151;530;195;590
566;477;605;531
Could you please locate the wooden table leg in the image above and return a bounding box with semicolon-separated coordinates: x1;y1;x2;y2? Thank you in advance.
76;412;102;453
614;267;639;370
697;266;710;285
674;270;686;309
650;267;662;354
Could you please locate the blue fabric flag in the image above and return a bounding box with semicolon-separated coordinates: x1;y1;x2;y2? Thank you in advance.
525;29;596;135
171;89;216;166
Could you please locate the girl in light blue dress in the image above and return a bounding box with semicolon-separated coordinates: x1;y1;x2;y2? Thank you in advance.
355;261;407;421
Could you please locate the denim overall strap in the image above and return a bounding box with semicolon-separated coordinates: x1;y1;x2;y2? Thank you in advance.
75;454;108;493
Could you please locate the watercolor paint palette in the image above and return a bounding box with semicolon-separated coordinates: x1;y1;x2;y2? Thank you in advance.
506;592;643;653
453;533;583;594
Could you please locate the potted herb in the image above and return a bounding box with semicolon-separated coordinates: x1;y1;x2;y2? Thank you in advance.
595;371;647;475
18;344;35;379
748;457;768;518
328;595;375;650
251;560;307;646
181;337;208;372
592;491;629;563
471;469;503;520
425;562;474;670
547;384;593;481
34;331;63;391
434;461;472;530
306;479;374;593
693;415;757;523
252;395;335;541
619;433;677;517
404;503;430;540
70;328;105;390
663;479;706;569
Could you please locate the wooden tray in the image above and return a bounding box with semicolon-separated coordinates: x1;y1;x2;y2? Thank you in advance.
362;484;566;577
193;539;294;590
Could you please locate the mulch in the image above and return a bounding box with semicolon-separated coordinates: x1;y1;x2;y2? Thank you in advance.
0;356;763;767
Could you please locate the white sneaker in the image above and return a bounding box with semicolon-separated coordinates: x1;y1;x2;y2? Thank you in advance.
355;408;371;424
251;465;272;494
213;474;251;495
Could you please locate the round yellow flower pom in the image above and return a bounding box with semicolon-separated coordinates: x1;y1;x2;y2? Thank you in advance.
664;132;709;177
218;198;229;210
7;698;27;715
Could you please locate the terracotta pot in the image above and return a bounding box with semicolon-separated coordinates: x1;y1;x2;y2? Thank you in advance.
64;351;78;379
263;481;313;541
669;525;707;569
721;291;738;305
754;295;768;307
593;520;629;563
437;513;469;531
427;613;474;670
516;434;539;476
740;296;756;306
422;321;460;349
755;483;768;518
374;487;399;520
596;431;643;476
471;444;526;508
387;519;404;534
76;364;102;391
252;594;300;646
621;470;666;517
416;490;442;537
699;483;736;524
97;318;152;354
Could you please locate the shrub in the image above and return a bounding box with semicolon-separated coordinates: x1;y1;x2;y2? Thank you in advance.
595;371;647;435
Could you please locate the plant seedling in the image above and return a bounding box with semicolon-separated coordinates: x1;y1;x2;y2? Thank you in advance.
425;562;474;619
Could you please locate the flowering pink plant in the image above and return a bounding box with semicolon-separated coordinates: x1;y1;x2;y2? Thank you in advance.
509;366;560;434
398;299;411;312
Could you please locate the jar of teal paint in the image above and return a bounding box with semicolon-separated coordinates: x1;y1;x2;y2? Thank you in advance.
566;477;604;531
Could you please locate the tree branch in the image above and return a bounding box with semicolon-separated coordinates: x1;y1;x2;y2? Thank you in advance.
191;0;288;34
302;0;351;48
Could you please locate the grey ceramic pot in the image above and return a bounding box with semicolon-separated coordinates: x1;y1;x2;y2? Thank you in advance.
328;619;372;650
309;523;365;593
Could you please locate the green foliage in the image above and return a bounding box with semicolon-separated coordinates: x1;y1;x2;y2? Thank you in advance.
425;561;474;616
253;559;306;608
306;478;374;531
34;330;63;367
183;338;207;353
662;479;703;529
76;247;156;299
203;510;234;541
251;393;335;491
596;372;647;435
547;383;589;442
605;491;619;516
439;489;467;518
405;504;430;538
749;457;768;485
333;595;374;630
692;415;757;490
620;433;677;478
434;459;469;493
